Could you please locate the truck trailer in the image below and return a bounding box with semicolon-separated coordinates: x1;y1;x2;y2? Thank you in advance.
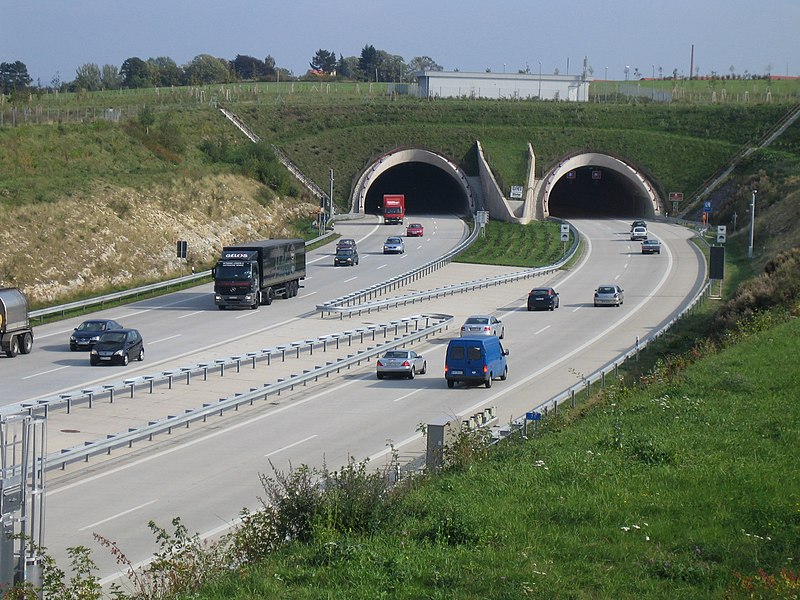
382;194;405;225
0;287;34;357
213;239;306;310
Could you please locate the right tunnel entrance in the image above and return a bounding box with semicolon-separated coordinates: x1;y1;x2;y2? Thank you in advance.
542;153;661;219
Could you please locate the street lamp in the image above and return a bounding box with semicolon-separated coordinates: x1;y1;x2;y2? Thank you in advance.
748;190;757;258
538;61;542;98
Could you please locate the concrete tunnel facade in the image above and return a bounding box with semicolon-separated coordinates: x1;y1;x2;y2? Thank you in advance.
350;146;662;222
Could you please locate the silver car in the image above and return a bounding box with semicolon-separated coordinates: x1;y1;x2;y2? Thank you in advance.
460;315;505;339
383;236;405;254
594;285;624;307
376;350;426;379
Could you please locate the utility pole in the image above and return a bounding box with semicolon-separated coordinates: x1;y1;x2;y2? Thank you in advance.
748;190;756;258
329;169;334;223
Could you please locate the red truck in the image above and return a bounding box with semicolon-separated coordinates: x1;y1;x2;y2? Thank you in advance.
382;194;405;225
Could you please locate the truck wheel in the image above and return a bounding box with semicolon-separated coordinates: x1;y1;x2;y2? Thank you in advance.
20;332;33;354
264;288;273;306
5;335;19;358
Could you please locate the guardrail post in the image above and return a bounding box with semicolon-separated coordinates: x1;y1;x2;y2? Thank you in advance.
104;385;115;403
82;390;94;409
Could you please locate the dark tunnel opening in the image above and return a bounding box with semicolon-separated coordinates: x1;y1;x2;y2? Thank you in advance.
548;166;655;219
364;162;471;216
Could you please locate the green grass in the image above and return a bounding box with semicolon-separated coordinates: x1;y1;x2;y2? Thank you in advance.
184;312;800;599
454;220;567;267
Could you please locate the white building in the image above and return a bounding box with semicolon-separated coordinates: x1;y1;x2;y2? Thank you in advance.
413;70;591;101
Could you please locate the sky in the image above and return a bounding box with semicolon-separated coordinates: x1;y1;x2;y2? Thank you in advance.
3;0;798;85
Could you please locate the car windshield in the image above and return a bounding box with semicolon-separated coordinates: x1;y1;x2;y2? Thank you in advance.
383;351;407;359
77;321;107;331
598;286;616;294
386;238;401;243
99;332;126;344
466;317;489;324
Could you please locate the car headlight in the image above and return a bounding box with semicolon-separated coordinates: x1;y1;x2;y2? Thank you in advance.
90;348;98;355
90;335;100;342
70;335;76;342
114;349;124;356
244;294;252;300
215;294;222;301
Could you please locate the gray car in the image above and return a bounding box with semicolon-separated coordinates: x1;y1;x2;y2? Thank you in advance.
594;285;624;307
376;350;426;379
383;236;405;254
460;315;505;339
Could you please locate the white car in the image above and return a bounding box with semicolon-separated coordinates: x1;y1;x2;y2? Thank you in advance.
383;237;405;254
376;350;426;379
630;226;648;241
460;315;505;339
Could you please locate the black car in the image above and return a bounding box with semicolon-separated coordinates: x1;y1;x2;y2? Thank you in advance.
90;328;144;366
527;287;560;311
70;319;123;351
336;238;357;251
334;247;359;266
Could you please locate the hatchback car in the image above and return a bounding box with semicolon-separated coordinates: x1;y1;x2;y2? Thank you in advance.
89;328;144;366
383;237;405;254
594;285;624;307
376;350;427;379
334;247;359;266
630;219;647;231
641;238;661;254
630;226;648;241
406;223;424;237
460;315;505;339
336;238;356;251
70;319;123;351
527;287;560;311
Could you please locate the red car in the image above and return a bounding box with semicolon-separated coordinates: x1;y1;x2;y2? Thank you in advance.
406;223;424;237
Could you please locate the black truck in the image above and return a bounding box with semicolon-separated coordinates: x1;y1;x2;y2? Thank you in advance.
213;239;306;309
0;287;34;357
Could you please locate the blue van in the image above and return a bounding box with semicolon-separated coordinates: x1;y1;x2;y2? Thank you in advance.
444;336;509;388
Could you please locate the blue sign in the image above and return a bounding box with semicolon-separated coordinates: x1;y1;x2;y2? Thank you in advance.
526;412;542;421
704;201;712;213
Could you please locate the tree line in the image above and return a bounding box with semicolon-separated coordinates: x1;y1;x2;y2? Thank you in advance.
0;45;443;97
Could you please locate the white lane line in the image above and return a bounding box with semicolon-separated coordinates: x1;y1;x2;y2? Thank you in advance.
572;306;582;313
235;311;259;319
535;325;551;335
22;365;70;380
78;499;158;532
265;434;318;457
416;245;423;250
178;310;204;319
150;334;182;344
36;328;76;339
614;274;621;281
393;388;424;403
377;264;387;270
344;276;358;283
298;292;317;299
400;254;408;259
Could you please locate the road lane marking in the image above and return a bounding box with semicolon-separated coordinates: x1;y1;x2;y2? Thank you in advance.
535;325;551;335
150;334;182;344
235;311;259;319
22;365;70;380
344;277;358;283
298;292;317;299
178;311;204;319
78;499;158;532
265;434;318;457
393;388;424;403
377;264;387;269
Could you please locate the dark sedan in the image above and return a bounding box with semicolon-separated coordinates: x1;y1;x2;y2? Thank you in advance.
334;247;359;266
70;319;123;351
90;328;144;366
527;287;560;311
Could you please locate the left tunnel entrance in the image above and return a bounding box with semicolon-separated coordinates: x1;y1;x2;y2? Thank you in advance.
363;162;471;217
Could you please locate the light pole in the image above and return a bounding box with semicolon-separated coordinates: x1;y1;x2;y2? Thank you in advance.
329;169;334;223
748;190;757;258
538;61;542;98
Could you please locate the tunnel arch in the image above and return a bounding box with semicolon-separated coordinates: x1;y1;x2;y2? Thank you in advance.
537;153;662;219
352;147;474;217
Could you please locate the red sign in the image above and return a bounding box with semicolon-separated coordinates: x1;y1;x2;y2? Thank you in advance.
669;192;684;202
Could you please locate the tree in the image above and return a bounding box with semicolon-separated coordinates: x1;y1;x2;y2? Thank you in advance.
336;55;359;79
120;57;150;88
309;49;337;75
148;57;182;86
0;60;32;94
408;56;442;73
233;55;266;80
358;44;379;81
183;54;230;85
101;64;122;89
74;63;102;91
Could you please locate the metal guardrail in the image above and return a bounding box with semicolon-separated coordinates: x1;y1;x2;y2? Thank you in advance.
28;234;335;322
495;280;713;439
42;313;453;471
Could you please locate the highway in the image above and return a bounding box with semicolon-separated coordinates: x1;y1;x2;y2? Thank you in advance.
11;216;706;585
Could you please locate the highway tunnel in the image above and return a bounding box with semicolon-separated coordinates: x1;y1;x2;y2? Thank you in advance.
363;162;471;217
547;165;658;219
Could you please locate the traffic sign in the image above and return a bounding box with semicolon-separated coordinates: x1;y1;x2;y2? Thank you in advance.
526;412;542;421
704;201;712;213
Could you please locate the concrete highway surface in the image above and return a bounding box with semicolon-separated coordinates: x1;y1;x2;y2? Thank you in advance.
8;216;706;587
